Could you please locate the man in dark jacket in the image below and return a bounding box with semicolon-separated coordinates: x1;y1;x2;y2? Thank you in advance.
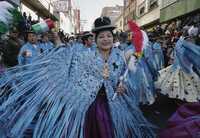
3;27;22;67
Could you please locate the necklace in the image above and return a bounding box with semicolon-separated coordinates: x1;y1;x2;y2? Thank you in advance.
102;60;109;79
99;49;110;79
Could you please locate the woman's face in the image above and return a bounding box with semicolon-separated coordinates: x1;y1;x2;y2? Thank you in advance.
96;30;113;51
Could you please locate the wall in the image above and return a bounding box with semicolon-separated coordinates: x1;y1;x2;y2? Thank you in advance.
123;0;136;30
115;14;124;31
136;0;160;27
136;7;160;26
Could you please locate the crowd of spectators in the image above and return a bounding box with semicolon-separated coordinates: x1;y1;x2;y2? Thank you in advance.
147;13;200;67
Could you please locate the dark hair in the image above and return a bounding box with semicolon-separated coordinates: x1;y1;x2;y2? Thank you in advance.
24;31;36;42
81;31;93;44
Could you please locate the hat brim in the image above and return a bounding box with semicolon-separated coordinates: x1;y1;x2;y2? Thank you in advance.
82;32;93;37
92;25;116;33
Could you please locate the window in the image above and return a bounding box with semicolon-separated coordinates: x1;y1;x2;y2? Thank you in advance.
139;7;145;16
149;0;158;10
138;1;146;17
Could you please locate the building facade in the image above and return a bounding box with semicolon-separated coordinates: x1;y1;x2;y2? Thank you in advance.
19;0;80;34
123;0;137;31
101;5;123;24
136;0;160;28
160;0;200;22
73;9;80;34
21;0;57;21
115;13;124;31
52;0;80;34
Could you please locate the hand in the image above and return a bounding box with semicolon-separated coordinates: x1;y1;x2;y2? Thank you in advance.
128;55;137;71
22;51;32;57
116;82;126;95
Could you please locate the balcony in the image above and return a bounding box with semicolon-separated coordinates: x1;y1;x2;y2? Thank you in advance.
21;0;58;20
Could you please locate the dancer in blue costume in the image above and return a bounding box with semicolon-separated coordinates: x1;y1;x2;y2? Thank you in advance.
123;30;164;105
38;32;54;54
0;16;155;138
144;41;164;79
18;30;41;65
156;38;200;137
156;37;200;102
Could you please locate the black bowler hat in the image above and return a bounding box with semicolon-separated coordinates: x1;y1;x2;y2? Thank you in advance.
92;16;116;33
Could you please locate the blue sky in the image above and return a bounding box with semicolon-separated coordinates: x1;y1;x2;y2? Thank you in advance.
74;0;123;31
